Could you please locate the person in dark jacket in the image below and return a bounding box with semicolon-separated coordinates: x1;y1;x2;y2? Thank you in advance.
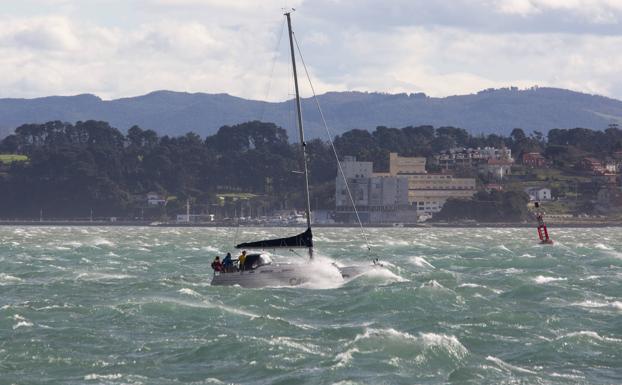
222;253;233;272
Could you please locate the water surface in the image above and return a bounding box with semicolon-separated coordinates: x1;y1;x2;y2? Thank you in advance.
1;226;621;384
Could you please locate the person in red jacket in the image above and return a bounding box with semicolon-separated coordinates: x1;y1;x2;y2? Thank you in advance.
211;256;223;272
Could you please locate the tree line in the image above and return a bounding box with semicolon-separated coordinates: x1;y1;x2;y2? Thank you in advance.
0;120;620;219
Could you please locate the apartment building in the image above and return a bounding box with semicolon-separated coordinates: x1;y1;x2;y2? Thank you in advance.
335;154;477;221
335;156;416;223
387;153;477;215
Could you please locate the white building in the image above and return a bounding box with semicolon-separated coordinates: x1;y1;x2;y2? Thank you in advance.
525;187;552;201
335;156;416;223
478;159;513;180
147;192;166;206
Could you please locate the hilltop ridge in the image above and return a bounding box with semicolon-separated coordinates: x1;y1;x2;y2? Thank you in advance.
1;87;621;140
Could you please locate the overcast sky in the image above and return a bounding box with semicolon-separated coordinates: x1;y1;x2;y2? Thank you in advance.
1;0;621;101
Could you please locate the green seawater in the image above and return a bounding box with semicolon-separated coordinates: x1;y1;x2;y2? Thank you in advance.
1;226;621;385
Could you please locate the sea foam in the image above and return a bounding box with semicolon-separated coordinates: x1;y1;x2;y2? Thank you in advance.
533;275;567;284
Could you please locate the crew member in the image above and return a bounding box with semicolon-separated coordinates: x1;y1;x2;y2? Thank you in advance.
211;256;223;272
222;252;233;272
238;250;247;271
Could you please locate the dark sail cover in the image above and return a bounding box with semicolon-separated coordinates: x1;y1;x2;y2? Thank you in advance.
235;227;313;249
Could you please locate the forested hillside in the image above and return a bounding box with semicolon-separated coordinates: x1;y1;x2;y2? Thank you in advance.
2;119;622;219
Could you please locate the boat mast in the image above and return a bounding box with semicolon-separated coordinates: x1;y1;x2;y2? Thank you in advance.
285;11;313;258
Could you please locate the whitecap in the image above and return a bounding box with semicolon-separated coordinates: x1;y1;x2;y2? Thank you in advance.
594;243;613;250
385;239;410;246
352;328;469;359
334;347;359;368
571;300;622;311
458;283;485;289
456;283;502;294
76;272;134;281
0;273;23;285
178;288;202;297
486;355;537;374
268;336;324;356
496;245;513;253
559;331;622;343
362;266;408;283
92;238;115;247
13;321;33;329
203;379;225;384
409;256;435;269
84;373;123;380
533;275;567;284
519;253;536;258
202;246;221;253
419;280;447;290
418;332;470;359
550;372;585;380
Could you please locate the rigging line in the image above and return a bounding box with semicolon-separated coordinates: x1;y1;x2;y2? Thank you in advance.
232;215;241;248
292;32;374;255
231;196;244;248
259;18;286;122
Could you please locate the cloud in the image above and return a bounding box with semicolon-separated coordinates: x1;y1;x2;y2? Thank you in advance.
0;1;621;101
297;24;622;98
494;0;622;23
0;16;80;51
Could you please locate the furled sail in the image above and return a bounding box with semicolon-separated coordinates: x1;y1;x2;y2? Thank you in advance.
235;227;313;249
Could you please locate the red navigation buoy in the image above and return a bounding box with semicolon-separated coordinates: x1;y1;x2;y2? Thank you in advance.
535;202;553;245
538;224;553;244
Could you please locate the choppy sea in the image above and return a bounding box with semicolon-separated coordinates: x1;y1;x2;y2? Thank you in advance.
1;226;621;384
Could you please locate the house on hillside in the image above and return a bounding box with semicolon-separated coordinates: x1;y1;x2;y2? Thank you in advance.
522;152;546;168
484;183;504;192
478;159;513;180
146;192;166;206
604;159;618;173
579;157;606;174
525;187;552;201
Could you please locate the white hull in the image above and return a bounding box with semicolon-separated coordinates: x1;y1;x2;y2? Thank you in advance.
210;262;379;288
211;263;309;288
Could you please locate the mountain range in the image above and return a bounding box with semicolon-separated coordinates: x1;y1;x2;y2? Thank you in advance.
1;87;621;140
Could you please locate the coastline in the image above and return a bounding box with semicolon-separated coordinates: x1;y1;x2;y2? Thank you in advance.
1;220;621;228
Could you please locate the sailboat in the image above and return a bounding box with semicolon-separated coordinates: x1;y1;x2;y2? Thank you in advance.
211;11;378;288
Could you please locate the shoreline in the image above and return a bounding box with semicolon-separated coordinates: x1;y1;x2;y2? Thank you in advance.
1;220;621;228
